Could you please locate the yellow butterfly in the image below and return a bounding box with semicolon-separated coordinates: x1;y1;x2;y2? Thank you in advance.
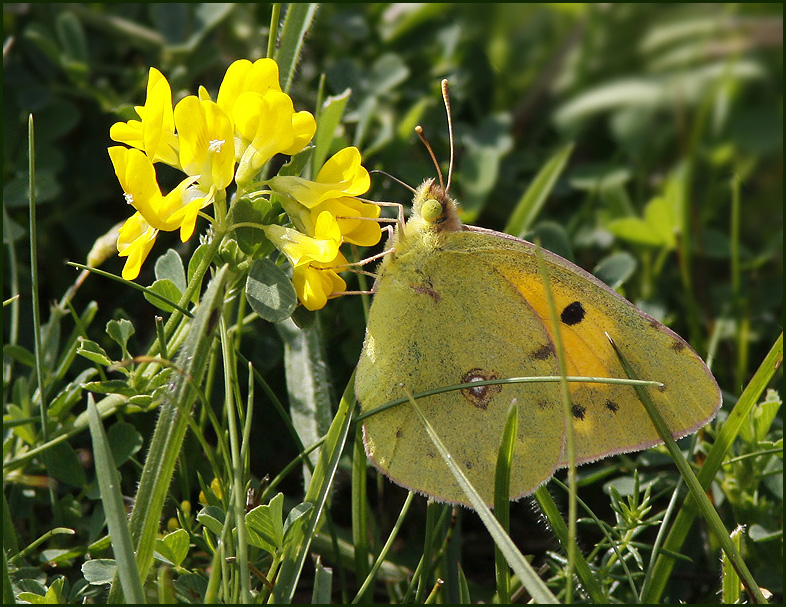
355;81;721;508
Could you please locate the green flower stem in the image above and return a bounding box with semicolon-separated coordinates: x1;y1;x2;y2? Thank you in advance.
219;315;251;603
10;527;74;564
267;4;281;60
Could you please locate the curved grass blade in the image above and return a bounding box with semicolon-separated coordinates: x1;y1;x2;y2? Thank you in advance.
610;335;769;604
641;332;782;602
405;389;559;604
493;402;518;604
86;394;146;604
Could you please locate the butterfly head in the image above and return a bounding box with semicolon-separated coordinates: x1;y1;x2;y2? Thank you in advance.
409;178;462;234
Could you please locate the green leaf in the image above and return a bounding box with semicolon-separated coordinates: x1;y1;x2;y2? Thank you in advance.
154;249;187;293
187;243;210;297
155;528;190;567
245;493;285;555
593;251;637;290
196;506;225;537
144;279;183;313
106;422;143;467
367;53;410;95
459;113;514;220
172;572;209;604
42;441;86;487
76;339;112;366
81;559;116;586
3;344;36;368
245;258;297;323
56;11;88;65
232;196;273;256
5;403;37;445
49;369;97;417
311;556;333;604
283;502;313;536
83;380;135;397
752;390;782;443
313;89;351;173
277;318;334;488
569;164;632;192
106;318;135;356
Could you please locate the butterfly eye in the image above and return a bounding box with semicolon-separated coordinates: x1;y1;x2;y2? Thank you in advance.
420;198;443;224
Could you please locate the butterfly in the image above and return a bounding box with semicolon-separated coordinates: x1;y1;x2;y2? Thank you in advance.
355;81;721;508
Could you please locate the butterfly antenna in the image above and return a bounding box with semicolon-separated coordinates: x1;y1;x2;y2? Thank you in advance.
441;79;454;194
369;169;416;194
415;125;445;191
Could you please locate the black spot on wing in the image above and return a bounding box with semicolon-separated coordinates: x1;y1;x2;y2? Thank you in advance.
671;340;686;353
571;404;587;420
561;301;586;326
531;343;555;360
395;428;403;438
605;400;619;413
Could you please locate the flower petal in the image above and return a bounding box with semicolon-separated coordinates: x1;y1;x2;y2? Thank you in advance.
117;212;158;280
217;58;281;119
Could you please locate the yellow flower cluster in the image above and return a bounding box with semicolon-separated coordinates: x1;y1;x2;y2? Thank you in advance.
108;59;381;311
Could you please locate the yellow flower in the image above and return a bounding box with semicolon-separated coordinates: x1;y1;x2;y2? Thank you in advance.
174;96;235;192
267;147;370;209
108;146;200;236
216;58;282;117
216;58;316;181
263;211;349;311
262;210;341;267
292;255;348;312
312;196;381;247
109;67;180;167
117;212;158;280
109;146;215;279
232;91;316;186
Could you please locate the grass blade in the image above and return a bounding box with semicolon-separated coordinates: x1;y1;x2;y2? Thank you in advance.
504;142;574;238
405;389;559;604
271;370;356;603
641;332;783;602
107;266;228;602
533;486;607;603
609;335;768;604
86;394;146;604
275;3;318;93
493;402;518;604
351;427;371;603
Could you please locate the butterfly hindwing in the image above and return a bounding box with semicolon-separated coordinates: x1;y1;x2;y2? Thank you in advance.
357;242;567;506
